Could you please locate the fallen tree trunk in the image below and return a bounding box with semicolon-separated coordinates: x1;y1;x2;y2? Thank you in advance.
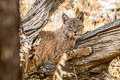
25;19;120;80
75;19;120;69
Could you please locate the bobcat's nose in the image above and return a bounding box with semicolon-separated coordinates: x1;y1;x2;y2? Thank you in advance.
74;31;77;33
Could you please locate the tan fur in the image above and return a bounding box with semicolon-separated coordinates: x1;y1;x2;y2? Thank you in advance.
27;12;84;71
33;30;74;63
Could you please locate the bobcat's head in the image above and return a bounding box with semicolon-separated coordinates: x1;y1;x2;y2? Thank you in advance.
62;12;84;39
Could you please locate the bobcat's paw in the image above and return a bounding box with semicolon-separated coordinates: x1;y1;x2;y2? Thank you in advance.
74;46;92;57
67;46;92;59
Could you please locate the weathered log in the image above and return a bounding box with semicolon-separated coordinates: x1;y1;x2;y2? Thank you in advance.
26;19;120;80
21;0;64;43
75;19;120;69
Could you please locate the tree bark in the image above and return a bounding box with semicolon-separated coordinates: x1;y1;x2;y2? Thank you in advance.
0;0;21;80
21;0;64;43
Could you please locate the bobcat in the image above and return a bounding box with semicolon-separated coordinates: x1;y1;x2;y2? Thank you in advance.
27;12;91;78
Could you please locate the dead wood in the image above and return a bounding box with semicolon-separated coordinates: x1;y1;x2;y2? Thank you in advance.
26;19;120;80
75;19;120;69
21;0;64;43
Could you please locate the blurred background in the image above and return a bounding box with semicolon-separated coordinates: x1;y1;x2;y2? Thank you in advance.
19;0;36;17
20;0;120;32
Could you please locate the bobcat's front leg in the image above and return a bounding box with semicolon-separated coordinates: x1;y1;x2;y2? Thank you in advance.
67;45;92;60
63;28;76;39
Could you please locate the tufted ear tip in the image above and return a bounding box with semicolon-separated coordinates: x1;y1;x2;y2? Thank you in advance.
77;12;84;21
62;13;69;23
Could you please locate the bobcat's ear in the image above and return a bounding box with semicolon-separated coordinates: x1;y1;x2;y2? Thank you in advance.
62;13;69;23
77;12;84;21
